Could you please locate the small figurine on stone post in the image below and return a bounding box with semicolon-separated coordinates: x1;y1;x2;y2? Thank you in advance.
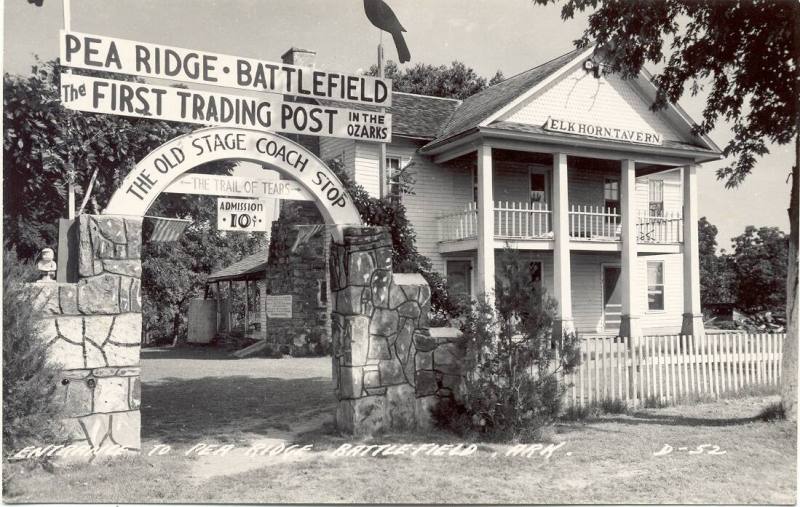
36;247;57;282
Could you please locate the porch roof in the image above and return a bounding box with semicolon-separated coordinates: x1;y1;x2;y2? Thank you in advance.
486;121;720;155
207;249;268;282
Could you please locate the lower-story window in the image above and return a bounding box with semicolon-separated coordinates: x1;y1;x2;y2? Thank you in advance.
647;260;665;311
446;260;472;297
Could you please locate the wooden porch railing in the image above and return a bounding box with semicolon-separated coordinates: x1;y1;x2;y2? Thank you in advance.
438;203;478;242
636;211;684;244
494;201;552;239
436;202;684;245
568;205;621;241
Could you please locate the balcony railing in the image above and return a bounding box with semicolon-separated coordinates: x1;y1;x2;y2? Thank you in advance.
494;201;552;239
637;211;683;244
436;202;683;245
438;203;478;242
568;205;620;241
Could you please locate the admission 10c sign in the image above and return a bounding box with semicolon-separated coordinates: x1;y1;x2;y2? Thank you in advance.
59;31;392;142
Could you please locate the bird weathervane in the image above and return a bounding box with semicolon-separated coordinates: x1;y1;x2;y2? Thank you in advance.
363;0;411;63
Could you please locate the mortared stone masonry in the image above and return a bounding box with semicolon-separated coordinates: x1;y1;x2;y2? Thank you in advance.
35;214;143;452
35;216;465;454
330;226;465;434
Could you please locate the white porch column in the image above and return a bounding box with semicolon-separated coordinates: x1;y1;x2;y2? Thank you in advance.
620;159;642;338
552;153;574;337
680;164;705;336
476;145;495;306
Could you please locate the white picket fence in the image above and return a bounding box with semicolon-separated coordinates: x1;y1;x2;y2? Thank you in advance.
563;333;785;408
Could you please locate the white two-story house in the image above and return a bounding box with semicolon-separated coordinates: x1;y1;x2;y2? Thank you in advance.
311;46;723;338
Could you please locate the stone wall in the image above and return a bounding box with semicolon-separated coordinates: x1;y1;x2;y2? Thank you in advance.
35;214;142;452
330;226;466;434
264;201;331;356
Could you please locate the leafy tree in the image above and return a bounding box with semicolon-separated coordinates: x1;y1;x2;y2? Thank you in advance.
534;0;799;418
327;159;463;318
698;217;735;306
3;249;64;456
731;226;788;313
366;60;504;100
141;199;266;346
3;59;264;346
2;60;213;260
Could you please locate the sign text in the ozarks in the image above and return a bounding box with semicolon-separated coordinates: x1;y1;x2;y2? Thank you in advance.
103;128;362;230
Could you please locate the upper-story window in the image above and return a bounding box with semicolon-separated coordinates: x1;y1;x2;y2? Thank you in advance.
529;167;549;208
604;177;620;212
386;157;403;201
649;179;664;216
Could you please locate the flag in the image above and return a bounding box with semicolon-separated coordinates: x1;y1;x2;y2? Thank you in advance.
290;224;327;253
145;216;191;242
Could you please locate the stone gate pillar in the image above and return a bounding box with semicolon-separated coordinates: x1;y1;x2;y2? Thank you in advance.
36;214;143;453
330;226;454;435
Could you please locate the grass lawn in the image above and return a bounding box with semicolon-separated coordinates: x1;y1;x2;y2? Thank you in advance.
3;346;796;504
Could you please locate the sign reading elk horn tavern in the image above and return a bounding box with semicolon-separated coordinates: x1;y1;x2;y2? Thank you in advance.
59;73;391;142
102;127;362;231
544;117;663;146
164;173;312;201
60;31;391;107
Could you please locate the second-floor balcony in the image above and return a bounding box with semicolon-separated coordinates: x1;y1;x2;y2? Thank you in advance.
436;201;683;248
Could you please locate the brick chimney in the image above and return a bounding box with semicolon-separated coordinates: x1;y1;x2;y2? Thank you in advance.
281;47;316;68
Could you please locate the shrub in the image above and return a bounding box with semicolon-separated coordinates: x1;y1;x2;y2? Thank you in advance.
435;249;581;441
759;402;785;422
2;248;64;457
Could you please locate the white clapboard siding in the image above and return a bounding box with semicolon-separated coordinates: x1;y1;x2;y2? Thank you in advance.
564;333;785;408
318;137;356;180
503;63;689;143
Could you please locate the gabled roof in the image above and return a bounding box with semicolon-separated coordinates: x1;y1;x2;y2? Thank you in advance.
318;92;460;140
429;48;586;146
207;249;268;282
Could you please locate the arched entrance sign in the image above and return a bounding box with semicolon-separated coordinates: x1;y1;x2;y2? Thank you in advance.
104;126;362;239
35;126;449;457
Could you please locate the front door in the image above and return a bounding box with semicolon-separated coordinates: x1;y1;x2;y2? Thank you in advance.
602;266;622;333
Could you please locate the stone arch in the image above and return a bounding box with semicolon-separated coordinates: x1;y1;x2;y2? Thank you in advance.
35;127;451;456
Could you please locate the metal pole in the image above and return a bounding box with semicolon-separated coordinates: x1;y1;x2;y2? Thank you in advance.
64;0;75;219
378;42;387;199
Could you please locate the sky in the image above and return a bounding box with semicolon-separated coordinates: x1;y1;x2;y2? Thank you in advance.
3;0;792;249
